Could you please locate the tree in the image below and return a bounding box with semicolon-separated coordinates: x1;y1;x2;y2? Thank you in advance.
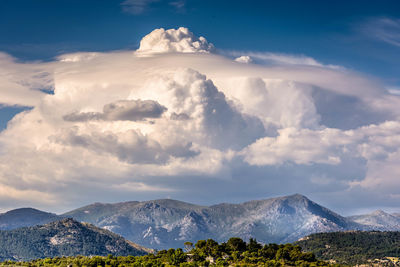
247;238;262;253
195;240;207;250
227;237;246;253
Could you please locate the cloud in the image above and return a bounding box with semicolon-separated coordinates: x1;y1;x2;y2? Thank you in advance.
169;0;185;12
242;127;348;166
0;27;400;213
387;87;400;95
53;127;174;164
63;99;167;122
228;51;340;68
235;56;253;64
112;181;175;192
0;53;51;107
361;17;400;47
120;0;160;14
136;27;215;54
121;0;186;15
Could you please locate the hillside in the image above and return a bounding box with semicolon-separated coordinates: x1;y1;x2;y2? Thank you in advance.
64;194;360;249
296;231;400;265
0;208;62;230
0;218;151;261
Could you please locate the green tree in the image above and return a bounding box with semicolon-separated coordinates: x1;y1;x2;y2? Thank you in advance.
227;237;246;253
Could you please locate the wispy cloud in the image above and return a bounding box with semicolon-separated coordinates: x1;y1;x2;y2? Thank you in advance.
121;0;160;15
226;51;341;69
121;0;186;15
169;0;186;12
362;17;400;47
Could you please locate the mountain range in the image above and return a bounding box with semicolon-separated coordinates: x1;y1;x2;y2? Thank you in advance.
1;194;399;250
348;210;400;231
0;218;150;261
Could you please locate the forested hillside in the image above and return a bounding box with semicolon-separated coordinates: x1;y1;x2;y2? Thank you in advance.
296;231;400;265
0;218;150;261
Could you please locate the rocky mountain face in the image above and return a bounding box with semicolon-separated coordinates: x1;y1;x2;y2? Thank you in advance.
63;194;361;250
0;208;62;230
0;218;151;261
348;210;400;231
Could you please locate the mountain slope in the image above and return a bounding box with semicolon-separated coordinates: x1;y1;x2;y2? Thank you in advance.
348;210;400;231
64;194;359;249
0;218;151;261
0;208;62;230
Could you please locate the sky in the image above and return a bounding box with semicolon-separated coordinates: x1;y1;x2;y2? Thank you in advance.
1;0;400;215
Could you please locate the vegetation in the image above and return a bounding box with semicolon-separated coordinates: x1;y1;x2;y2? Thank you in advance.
296;231;400;265
0;238;335;266
0;218;148;261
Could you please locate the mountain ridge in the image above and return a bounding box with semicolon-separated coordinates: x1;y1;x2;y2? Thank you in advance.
1;194;399;251
62;194;364;249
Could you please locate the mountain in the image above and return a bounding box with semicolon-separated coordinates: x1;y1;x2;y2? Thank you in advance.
0;218;151;261
0;208;63;230
64;194;360;250
295;231;400;265
348;210;400;231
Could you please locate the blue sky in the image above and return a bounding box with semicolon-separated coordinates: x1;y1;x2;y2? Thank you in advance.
0;0;399;73
1;0;400;214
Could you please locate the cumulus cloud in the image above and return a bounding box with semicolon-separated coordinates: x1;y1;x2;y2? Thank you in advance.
53;127;173;164
242;127;349;166
137;27;214;54
0;27;400;213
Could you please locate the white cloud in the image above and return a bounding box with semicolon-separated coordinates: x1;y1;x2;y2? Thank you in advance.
229;51;340;69
0;53;51;107
136;27;214;54
387;86;400;95
112;181;175;192
234;56;253;64
242;127;350;166
0;27;400;212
